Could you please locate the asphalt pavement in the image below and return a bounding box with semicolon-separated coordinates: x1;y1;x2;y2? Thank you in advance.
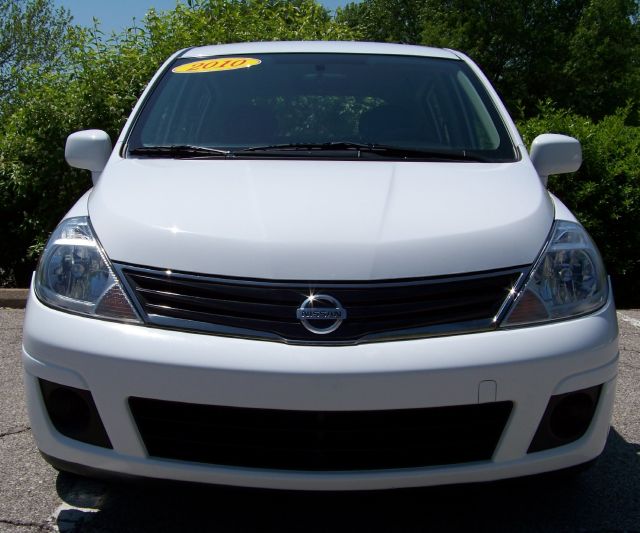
1;307;639;532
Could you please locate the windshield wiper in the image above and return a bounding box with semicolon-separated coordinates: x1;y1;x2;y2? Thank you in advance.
129;145;231;158
236;142;490;161
239;141;373;153
129;143;490;162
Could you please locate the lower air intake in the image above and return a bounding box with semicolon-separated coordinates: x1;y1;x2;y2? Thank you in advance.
129;397;513;471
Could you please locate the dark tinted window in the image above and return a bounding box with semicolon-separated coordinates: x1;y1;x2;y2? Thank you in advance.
128;53;517;161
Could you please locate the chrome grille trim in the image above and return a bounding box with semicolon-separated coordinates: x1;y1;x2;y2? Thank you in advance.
114;263;527;345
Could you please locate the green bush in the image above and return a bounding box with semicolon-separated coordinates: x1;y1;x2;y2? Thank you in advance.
518;106;640;281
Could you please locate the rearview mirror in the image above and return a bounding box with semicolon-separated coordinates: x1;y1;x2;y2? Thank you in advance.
529;134;582;186
65;130;112;184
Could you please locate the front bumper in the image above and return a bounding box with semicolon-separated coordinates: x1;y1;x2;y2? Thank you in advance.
22;284;619;490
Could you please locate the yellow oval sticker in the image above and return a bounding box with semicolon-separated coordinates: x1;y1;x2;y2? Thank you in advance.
172;58;262;74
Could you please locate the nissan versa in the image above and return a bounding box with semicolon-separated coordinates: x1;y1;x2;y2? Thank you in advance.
22;41;619;490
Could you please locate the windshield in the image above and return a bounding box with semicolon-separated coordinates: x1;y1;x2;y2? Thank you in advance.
127;53;517;162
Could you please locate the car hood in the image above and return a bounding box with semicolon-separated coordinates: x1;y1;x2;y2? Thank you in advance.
89;158;553;280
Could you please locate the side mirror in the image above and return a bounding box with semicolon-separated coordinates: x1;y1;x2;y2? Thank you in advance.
529;134;582;186
65;130;112;183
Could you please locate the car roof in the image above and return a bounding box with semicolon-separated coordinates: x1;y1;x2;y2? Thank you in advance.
181;41;461;60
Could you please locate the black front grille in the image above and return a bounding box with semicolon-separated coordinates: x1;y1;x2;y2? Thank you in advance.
117;264;523;344
129;398;513;471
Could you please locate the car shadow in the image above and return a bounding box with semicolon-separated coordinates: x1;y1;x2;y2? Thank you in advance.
54;428;640;532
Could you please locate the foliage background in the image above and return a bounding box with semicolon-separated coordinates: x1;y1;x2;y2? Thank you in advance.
1;0;639;303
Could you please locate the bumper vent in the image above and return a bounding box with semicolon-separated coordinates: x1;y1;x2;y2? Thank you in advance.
117;264;523;344
528;385;602;453
129;398;513;471
40;379;112;449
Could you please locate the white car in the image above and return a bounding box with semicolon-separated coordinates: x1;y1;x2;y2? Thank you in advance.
22;41;618;490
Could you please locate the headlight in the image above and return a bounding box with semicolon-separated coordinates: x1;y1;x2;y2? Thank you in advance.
502;220;608;327
35;217;140;323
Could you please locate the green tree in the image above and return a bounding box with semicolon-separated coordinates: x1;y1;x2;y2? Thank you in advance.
338;0;640;120
563;0;640;120
419;0;588;117
337;0;423;43
0;0;71;106
142;0;352;65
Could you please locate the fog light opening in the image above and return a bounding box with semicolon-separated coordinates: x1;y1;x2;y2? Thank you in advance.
39;379;112;449
549;392;595;441
48;387;92;433
528;385;602;454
